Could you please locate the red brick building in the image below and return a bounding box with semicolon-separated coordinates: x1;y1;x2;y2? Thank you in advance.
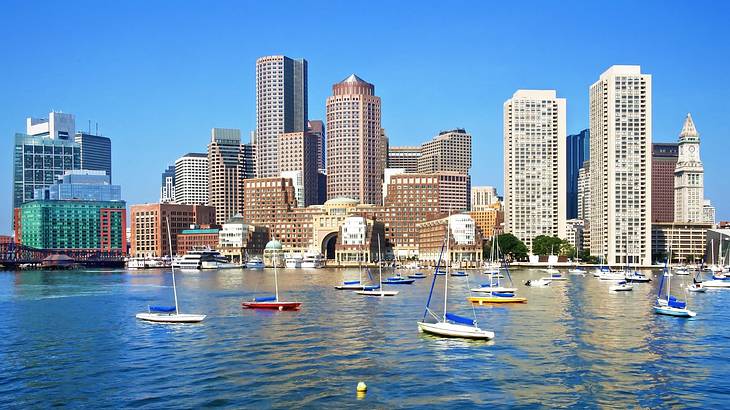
652;143;678;222
130;203;216;257
176;227;220;255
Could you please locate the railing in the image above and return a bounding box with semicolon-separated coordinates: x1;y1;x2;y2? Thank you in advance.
0;242;125;267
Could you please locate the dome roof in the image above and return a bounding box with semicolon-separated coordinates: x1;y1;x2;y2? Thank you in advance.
265;239;283;250
324;197;359;206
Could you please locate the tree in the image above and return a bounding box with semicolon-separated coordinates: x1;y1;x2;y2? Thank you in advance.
497;233;528;261
532;235;563;256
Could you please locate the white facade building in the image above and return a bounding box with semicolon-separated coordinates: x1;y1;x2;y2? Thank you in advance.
174;153;208;205
471;186;498;211
589;65;652;266
449;214;476;245
564;219;584;253
27;112;75;140
281;170;304;208
503;89;566;252
674;114;705;223
341;216;367;245
382;168;406;204
703;200;716;225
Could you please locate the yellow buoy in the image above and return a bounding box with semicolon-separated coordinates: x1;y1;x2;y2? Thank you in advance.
356;381;367;392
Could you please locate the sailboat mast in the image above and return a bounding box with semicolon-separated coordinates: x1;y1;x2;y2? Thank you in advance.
273;248;280;301
444;214;450;322
377;236;384;295
166;217;180;314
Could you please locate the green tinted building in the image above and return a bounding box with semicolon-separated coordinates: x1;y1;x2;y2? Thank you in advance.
19;200;127;253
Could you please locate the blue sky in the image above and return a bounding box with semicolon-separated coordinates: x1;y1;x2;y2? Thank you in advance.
1;0;729;234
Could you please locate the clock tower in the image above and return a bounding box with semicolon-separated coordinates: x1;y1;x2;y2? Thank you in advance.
674;113;704;222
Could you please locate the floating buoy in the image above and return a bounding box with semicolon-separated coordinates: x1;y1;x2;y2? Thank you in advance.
356;381;367;393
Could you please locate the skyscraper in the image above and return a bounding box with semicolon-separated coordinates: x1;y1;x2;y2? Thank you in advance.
651;143;678;222
566;129;589;219
208;128;245;225
174;153;208;205
589;65;652;266
279;131;319;207
255;55;308;178
307;120;326;172
674;113;704;222
418;129;472;175
13;112;81;211
160;165;175;203
326;74;382;205
241;143;257;179
75;132;112;181
504;90;566;252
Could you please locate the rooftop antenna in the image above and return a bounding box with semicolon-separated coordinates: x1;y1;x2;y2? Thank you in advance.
88;120;91;134
95;122;99;136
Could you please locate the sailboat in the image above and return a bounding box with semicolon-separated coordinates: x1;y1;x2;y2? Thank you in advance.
468;260;526;304
653;261;696;317
687;261;707;293
242;240;302;310
136;218;206;323
417;216;494;340
355;237;399;297
482;235;501;275
334;260;380;290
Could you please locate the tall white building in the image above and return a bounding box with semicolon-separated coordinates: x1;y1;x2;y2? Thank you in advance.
471;186;498;211
589;65;652;266
27;112;75;140
503;90;566;252
703;200;716;225
255;55;308;178
160;165;175;203
174;153;208;205
674;114;704;223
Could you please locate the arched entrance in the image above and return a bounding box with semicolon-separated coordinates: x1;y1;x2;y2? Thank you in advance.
322;232;338;260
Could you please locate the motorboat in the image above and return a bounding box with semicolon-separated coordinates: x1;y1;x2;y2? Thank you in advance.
178;247;237;270
246;257;265;269
301;251;324;268
609;281;633;292
285;254;303;269
525;279;551;287
625;271;651;283
673;266;690;276
408;272;427;279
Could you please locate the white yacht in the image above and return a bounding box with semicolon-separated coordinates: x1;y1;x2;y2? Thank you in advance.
285;254;303;269
178;248;237;271
127;257;168;269
301;251;324;268
246;256;265;269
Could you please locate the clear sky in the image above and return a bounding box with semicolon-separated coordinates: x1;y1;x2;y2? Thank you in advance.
1;0;729;234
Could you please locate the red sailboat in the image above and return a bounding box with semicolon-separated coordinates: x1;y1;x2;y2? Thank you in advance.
242;240;301;311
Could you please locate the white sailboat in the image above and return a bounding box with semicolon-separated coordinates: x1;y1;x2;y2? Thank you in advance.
136;218;206;323
355;237;398;297
653;261;696;318
417;214;494;340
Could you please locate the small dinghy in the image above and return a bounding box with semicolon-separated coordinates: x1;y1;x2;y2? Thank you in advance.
357;238;399;297
525;279;551;287
450;271;468;277
468;292;527;305
382;276;415;285
687;283;706;293
653;263;696;318
335;263;380;290
408;272;427;279
609;281;633;292
243;240;301;311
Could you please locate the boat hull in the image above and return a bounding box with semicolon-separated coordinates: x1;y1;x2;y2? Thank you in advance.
135;313;206;323
242;301;301;310
609;285;633;291
408;274;427;279
354;290;398;297
653;305;696;317
334;284;379;290
381;279;415;285
417;321;494;340
470;287;516;293
702;280;730;288
468;296;526;304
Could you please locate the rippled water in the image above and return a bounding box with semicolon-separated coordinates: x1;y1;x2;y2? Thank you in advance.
1;267;729;408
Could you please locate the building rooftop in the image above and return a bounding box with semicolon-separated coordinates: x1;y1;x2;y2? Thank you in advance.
180;229;219;234
680;113;699;140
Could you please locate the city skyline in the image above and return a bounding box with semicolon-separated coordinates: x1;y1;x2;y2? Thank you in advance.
1;2;729;234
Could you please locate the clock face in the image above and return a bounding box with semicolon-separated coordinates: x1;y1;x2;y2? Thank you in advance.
689;146;696;153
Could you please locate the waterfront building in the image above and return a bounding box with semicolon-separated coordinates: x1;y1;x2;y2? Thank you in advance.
17;199;126;255
387;146;420;173
504;89;567;252
651;222;712;264
417;129;472;175
326;74;382;205
674;114;705;223
174;153;208;205
703;200;716;225
160;165;175;203
566;129;589;219
218;214;269;262
418;213;483;266
589;65;652;265
34;170;120;201
380;172;470;258
243;177;297;230
335;216;385;264
652;143;679;222
255;55;308;178
130;203;216;257
469;204;503;239
471;186;499;211
382;168;406;206
307;120;326;172
74;132;112;181
564;219;584;254
176;226;220;255
279;131;319;206
13;112;81;211
208;128;246;225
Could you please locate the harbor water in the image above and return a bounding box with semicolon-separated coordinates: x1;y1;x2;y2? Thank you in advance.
1;267;729;408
